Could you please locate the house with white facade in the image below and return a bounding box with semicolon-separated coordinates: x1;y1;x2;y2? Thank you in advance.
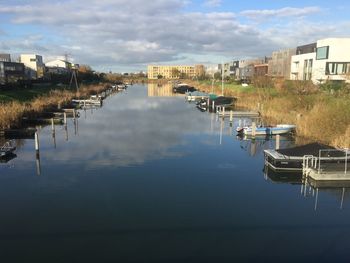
20;54;45;79
291;38;350;84
45;59;72;69
45;59;73;74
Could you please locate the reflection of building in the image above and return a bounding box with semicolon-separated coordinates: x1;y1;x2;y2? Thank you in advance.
268;48;296;79
20;54;45;79
147;64;205;79
147;83;184;97
291;38;350;83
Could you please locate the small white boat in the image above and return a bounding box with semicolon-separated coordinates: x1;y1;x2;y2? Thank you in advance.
237;124;296;136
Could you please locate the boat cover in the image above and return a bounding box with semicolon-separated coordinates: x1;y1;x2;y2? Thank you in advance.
277;143;344;157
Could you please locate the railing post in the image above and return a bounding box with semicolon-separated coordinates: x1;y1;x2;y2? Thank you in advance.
251;122;256;138
318;150;321;174
345;150;348;174
275;134;280;150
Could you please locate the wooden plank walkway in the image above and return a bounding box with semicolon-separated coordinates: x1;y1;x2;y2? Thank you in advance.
217;110;260;118
305;168;350;181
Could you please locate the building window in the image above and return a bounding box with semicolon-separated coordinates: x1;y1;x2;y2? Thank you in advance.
316;46;329;60
326;62;350;75
30;58;37;62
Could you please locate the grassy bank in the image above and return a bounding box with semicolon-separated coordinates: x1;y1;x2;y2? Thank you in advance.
190;79;350;148
0;84;111;130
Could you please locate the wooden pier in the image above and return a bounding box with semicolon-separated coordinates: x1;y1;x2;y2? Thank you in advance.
303;150;350;181
72;99;102;107
217;109;260;118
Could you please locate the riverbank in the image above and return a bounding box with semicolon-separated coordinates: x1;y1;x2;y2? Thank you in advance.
0;83;112;130
188;79;350;148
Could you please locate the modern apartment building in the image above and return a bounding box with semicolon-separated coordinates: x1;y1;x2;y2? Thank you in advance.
268;48;296;79
238;58;268;81
0;54;11;62
0;61;25;85
291;38;350;83
20;54;45;79
147;64;205;79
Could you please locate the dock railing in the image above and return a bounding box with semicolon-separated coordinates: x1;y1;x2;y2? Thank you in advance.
318;149;349;175
303;149;349;176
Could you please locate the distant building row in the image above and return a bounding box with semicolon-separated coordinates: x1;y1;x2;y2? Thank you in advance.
147;64;205;80
222;38;350;84
0;53;79;85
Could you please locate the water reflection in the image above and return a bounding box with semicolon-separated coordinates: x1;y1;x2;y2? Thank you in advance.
148;82;184;97
264;164;350;210
237;134;295;157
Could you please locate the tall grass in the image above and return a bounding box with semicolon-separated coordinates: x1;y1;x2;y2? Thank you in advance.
0;84;111;130
0;101;26;129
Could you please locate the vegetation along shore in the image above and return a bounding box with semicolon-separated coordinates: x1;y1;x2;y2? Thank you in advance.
188;78;350;148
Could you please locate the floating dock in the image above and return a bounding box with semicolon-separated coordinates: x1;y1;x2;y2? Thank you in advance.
302;149;350;181
72;99;102;107
217;110;260;118
264;143;345;172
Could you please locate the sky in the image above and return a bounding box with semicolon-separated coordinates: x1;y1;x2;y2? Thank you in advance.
0;0;350;72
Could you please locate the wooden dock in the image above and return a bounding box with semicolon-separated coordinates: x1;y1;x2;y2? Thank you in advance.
217;110;260;118
303;151;349;181
72;99;102;107
304;166;350;181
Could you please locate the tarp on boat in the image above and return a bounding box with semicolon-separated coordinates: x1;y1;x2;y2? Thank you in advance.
277;143;344;157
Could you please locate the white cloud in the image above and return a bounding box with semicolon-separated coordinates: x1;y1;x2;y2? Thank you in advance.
241;6;322;20
203;0;222;7
0;1;349;72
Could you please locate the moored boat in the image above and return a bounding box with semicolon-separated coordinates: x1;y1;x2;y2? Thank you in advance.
236;124;296;136
196;95;235;111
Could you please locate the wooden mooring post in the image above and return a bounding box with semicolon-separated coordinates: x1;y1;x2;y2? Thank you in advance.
229;110;233;124
35;132;40;154
51;118;55;133
222;107;225;119
34;131;41;175
276;134;280;150
212;101;215;111
63;112;67;126
251;122;256;138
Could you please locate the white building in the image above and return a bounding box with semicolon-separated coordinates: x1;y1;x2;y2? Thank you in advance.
291;38;350;84
45;59;72;69
20;54;45;79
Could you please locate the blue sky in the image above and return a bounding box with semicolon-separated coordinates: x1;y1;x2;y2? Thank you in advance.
1;0;350;72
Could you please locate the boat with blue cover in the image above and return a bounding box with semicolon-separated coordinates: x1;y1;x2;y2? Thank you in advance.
236;124;296;136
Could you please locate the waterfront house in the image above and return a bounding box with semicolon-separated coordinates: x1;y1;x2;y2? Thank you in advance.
19;54;45;79
0;54;25;86
268;48;296;80
0;54;11;62
291;38;350;84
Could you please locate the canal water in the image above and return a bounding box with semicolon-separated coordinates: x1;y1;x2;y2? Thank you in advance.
1;84;350;262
